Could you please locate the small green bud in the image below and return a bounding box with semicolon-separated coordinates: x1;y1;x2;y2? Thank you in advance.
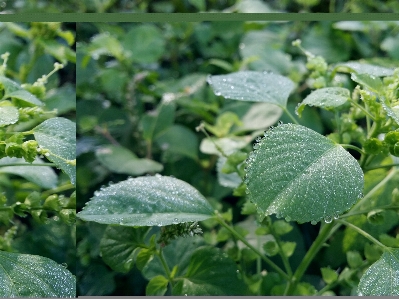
363;138;383;155
388;142;399;157
384;131;399;146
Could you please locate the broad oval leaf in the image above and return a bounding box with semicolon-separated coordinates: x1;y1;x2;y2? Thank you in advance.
296;87;350;117
0;251;76;297
207;71;295;108
334;61;395;77
358;249;399;296
172;246;247;295
100;226;150;273
0;106;18;127
245;123;364;223
77;175;214;226
95;144;163;176
0;157;57;189
33;117;76;185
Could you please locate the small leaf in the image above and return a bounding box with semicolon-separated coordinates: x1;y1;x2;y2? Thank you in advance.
100;226;150;273
296;87;350;117
77;175;214;226
33;117;76;185
381;98;399;125
358;248;399;296
245;123;364;224
321;267;338;284
351;73;383;93
0;251;76;297
0;106;18;127
0;76;43;106
146;275;169;296
272;220;293;235
347;250;363;268
172;246;247;295
95;144;163;176
207;71;295;108
281;241;296;257
217;156;242;188
263;239;279;256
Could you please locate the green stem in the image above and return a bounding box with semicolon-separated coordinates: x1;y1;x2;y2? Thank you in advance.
349;99;376;120
215;214;290;280
285;222;338;295
157;247;172;281
268;221;293;277
337;219;388;250
40;183;75;198
340;205;399;219
282;107;299;125
0;163;55;167
364;163;399;171
335;111;341;144
339;144;366;155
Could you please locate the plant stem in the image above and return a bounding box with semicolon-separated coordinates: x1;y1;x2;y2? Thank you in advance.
339;144;366;155
337;219;389;250
157;247;172;280
268;221;293;276
215;214;290;280
40;183;75;198
364;163;399;171
340;205;399;219
284;221;337;295
282;107;299;125
0;163;55;167
349;99;375;120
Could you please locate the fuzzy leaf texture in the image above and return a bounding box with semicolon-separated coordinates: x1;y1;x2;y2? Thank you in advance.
0;251;76;297
358;249;399;296
245;123;364;223
77;175;214;226
207;71;295;108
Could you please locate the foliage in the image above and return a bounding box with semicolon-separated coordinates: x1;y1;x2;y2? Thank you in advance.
76;21;399;295
0;22;76;297
1;0;398;13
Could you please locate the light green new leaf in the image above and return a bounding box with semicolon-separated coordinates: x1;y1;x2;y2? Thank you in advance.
296;87;350;117
33;117;76;185
0;157;57;189
358;249;399;296
100;226;150;273
207;71;295;108
0;106;18;127
172;247;247;295
381;97;399;125
245;123;364;223
0;251;76;297
146;276;169;296
77;175;214;226
351;73;383;93
95;144;163;176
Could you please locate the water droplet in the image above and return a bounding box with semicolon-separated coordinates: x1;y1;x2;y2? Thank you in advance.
324;216;333;223
285;216;291;222
311;220;317;225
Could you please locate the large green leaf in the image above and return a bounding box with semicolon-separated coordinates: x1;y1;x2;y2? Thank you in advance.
0;251;76;297
296;87;350;117
95;144;163;176
207;71;295;108
77;175;214;226
245;123;364;223
172;246;247;295
358;249;399;296
100;226;150;273
0;76;43;106
33;117;76;185
0;157;57;189
0;106;18;127
334;61;395;77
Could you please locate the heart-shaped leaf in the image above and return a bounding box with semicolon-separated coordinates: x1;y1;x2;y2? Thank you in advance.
0;251;76;297
77;175;214;226
245;123;364;223
358;248;399;296
33;117;76;185
207;71;295;108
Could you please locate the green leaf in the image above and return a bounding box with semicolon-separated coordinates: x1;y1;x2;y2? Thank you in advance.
99;226;150;273
33;117;76;185
140;102;175;142
217;156;242;188
351;73;383;93
77;175;214;226
200;136;251;156
172;246;246;295
122;24;166;64
207;71;295;108
0;251;76;297
296;87;350;117
95;144;163;176
358;249;399;296
87;32;124;60
334;61;395;77
321;267;338;284
0;106;18;127
273;220;293;235
237;102;283;133
146;275;169;296
381;99;399;125
263;239;279;256
0;157;57;189
347;250;363;268
245;123;364;224
155;124;198;160
0;76;43;106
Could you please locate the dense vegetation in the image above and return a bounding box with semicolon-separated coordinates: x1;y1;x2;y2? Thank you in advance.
76;21;399;295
